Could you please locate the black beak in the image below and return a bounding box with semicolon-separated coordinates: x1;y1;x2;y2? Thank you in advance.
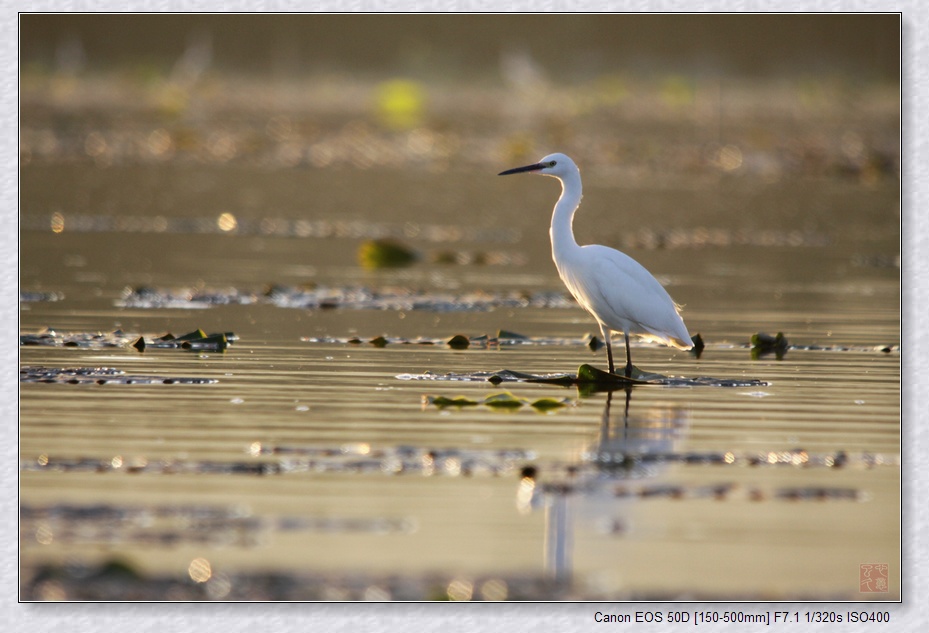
498;162;544;176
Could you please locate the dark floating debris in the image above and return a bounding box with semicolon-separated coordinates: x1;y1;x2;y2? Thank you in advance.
368;335;389;348
576;447;893;473
21;328;136;349
23;446;894;478
20;366;218;385
446;334;471;350
301;329;897;356
120;284;573;312
20;558;861;601
751;331;789;360
21;561;583;601
20;327;237;353
23;444;536;478
516;447;895;512
399;364;768;388
20;290;65;303
21;501;413;550
527;479;867;504
358;238;418;269
690;333;705;358
398;368;573;385
117;285;258;309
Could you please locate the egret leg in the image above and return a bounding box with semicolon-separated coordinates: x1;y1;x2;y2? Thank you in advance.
623;332;633;378
600;325;615;374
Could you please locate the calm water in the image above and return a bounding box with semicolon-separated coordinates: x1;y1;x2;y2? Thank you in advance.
19;73;899;601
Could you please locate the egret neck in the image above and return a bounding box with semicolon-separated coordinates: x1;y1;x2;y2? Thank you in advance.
549;166;582;264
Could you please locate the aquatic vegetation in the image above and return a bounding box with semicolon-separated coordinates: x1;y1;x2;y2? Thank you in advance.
400;365;768;388
19;327;237;353
132;329;236;353
423;391;572;411
357;238;418;269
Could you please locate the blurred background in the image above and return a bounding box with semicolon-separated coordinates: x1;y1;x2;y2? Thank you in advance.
21;13;899;176
21;14;898;79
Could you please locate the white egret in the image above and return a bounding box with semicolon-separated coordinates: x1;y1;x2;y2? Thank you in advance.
499;153;692;377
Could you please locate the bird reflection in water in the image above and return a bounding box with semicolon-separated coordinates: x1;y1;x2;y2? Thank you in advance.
518;386;691;588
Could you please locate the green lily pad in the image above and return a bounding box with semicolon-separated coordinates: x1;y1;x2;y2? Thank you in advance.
483;392;526;409
424;391;573;412
529;397;571;410
426;395;479;408
358;239;417;269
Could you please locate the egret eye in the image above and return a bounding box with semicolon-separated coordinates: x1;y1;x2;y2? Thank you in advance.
549;160;557;167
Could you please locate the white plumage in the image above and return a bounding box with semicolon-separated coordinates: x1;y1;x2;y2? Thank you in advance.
499;152;691;376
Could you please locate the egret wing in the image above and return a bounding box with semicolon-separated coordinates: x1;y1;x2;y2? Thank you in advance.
567;245;691;349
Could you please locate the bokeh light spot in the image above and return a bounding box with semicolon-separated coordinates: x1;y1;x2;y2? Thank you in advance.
217;212;238;232
188;557;212;583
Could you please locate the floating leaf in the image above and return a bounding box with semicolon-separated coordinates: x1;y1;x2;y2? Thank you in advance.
424;391;572;412
174;328;209;342
530;397;570;410
425;395;479;408
483;392;526;409
358;239;417;269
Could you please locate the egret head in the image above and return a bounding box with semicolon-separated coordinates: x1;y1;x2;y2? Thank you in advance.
498;152;577;179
